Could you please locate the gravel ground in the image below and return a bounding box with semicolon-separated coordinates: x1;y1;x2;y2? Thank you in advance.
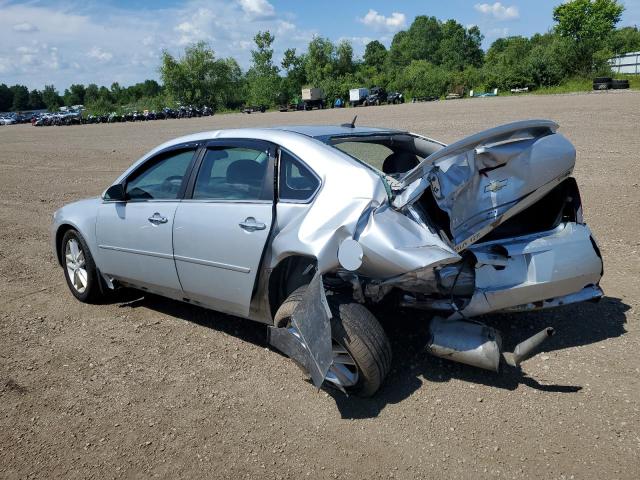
1;91;639;479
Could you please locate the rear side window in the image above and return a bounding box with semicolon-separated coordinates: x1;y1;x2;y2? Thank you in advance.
193;146;270;200
126;149;195;200
279;150;320;202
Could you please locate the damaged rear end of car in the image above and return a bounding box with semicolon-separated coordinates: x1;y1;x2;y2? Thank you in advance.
267;120;603;395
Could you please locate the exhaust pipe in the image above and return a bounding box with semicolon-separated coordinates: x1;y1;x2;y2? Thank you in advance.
503;327;555;367
427;317;502;372
427;317;555;372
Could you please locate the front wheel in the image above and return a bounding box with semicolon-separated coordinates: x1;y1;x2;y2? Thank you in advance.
274;287;392;397
61;230;102;303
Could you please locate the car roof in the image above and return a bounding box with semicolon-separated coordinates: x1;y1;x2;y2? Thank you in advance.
270;124;405;140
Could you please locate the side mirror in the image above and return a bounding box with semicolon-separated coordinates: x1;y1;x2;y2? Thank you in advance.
103;184;126;202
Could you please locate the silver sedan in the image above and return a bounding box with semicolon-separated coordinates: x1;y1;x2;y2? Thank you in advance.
52;121;603;396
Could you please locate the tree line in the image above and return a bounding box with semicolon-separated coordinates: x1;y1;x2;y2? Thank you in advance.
1;0;638;114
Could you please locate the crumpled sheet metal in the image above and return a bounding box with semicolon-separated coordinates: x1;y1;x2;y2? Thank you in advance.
391;120;577;251
449;222;603;319
430;132;576;249
268;272;333;388
354;204;460;279
398;119;560;187
267;171;458;282
267;156;389;275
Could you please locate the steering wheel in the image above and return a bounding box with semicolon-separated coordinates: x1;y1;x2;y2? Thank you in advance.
160;175;183;194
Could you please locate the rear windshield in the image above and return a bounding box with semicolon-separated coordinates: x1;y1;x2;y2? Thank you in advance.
333;142;393;171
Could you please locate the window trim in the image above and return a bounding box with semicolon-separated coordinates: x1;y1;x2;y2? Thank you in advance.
277;147;322;204
183;139;276;203
103;142;201;203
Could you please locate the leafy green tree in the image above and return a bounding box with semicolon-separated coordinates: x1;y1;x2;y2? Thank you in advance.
140;79;161;98
98;86;113;103
281;48;306;102
484;36;535;89
10;85;29;111
84;84;100;104
386;30;410;69
388;16;442;68
0;84;12;111
247;31;280;106
437;20;469;71
305;36;335;86
42;85;63;111
553;0;624;73
221;58;246;109
64;84;86;106
463;26;484;68
110;82;123;103
527;34;574;87
363;41;387;71
160;41;239;109
28;89;45;110
608;26;640;54
393;61;449;98
335;40;354;76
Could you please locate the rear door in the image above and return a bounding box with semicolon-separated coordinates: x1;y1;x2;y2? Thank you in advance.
393;120;576;251
172;140;275;317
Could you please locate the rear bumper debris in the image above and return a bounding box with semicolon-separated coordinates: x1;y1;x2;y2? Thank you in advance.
427;316;557;371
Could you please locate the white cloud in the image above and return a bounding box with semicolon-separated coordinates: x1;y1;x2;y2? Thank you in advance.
17;46;39;55
237;0;275;19
13;22;39;33
358;9;406;32
87;47;113;62
0;0;313;89
474;2;519;20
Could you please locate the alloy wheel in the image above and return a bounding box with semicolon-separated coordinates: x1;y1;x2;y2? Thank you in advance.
65;238;88;294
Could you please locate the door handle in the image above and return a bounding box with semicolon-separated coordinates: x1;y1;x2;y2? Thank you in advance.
148;212;168;225
239;217;266;232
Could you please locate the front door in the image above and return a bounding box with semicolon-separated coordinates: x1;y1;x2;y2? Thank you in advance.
173;140;274;317
95;147;197;297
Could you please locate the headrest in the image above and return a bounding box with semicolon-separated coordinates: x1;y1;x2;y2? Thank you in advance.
227;160;263;184
382;151;419;174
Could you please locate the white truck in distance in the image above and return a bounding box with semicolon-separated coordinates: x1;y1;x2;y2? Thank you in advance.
349;88;369;107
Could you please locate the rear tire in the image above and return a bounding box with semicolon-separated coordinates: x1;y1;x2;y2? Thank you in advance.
274;286;392;397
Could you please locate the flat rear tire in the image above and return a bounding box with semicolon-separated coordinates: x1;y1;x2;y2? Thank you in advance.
274;287;392;397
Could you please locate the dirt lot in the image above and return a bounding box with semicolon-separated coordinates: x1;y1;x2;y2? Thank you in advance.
1;91;639;479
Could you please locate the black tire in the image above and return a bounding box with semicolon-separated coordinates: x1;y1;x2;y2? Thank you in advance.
593;82;610;90
274;286;392;397
611;79;630;89
60;229;102;303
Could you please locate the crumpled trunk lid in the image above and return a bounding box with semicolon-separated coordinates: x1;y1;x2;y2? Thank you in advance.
391;120;576;251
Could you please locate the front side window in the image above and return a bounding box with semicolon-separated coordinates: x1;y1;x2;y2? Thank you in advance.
193;146;270;200
279;150;320;202
126;149;195;200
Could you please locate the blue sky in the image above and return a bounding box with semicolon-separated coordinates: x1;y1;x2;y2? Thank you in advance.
1;0;639;89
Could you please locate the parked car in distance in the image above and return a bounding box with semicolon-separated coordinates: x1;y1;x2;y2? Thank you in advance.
241;105;267;114
0;116;17;125
364;86;387;106
51;121;603;397
387;91;404;104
